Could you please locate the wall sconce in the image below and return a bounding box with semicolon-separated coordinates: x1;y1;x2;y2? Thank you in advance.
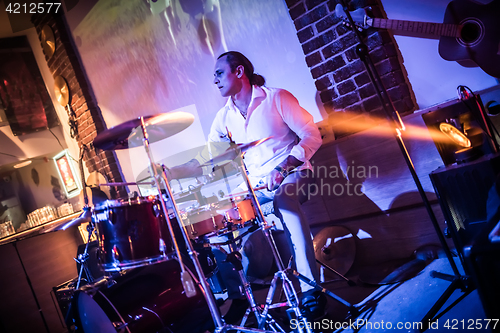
13;160;33;169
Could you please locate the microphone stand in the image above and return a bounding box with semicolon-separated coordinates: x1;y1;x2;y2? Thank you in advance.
337;1;471;331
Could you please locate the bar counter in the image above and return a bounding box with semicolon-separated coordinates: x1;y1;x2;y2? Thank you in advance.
0;211;82;246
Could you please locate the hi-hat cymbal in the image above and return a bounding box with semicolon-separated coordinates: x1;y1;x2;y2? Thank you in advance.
201;137;271;167
313;226;356;277
93;112;194;150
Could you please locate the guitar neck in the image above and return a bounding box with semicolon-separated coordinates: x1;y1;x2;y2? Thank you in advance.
371;18;461;38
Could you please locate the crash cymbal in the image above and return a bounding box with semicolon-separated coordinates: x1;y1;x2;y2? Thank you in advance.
93;112;194;150
201;137;272;167
54;76;70;106
41;25;56;59
313;226;356;277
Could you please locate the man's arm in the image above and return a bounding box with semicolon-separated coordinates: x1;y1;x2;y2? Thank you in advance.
276;89;322;163
265;89;322;190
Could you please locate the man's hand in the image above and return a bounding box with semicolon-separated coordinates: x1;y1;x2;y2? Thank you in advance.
266;168;285;191
265;155;303;191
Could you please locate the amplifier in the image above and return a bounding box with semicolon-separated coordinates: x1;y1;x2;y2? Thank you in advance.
51;278;77;328
429;153;500;260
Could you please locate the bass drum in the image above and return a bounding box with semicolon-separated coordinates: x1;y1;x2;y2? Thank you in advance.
71;259;213;333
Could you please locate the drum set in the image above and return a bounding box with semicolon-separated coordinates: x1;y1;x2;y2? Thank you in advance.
63;112;319;333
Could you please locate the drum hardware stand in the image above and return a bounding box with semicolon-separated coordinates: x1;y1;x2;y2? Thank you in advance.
290;270;358;316
137;115;309;332
234;149;360;332
315;259;356;286
235;157;314;333
138;117;197;298
210;224;259;246
64;149;100;326
159;166;280;333
338;1;471;331
139;117;274;333
75;144;98;291
74;222;97;289
220;231;287;332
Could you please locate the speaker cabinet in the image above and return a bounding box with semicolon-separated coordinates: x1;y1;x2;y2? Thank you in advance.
429;153;500;262
431;153;500;320
464;237;500;320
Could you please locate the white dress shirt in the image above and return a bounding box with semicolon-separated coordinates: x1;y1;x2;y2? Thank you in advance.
202;86;322;185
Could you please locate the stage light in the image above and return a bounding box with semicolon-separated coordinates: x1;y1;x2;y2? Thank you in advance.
439;123;471;148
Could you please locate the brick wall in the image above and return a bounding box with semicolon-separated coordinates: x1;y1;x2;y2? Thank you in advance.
286;0;417;138
31;13;127;199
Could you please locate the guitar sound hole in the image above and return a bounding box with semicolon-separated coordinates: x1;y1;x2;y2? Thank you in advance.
459;20;482;45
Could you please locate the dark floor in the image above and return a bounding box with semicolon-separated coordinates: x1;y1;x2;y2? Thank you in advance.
216;256;493;333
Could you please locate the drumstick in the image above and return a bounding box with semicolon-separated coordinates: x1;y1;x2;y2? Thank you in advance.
96;181;155;186
253;185;267;192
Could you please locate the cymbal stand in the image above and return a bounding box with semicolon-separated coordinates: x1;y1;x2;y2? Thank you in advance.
138;117;271;333
74;222;97;290
235;156;313;333
75;143;96;290
138;117;198;298
316;259;356;286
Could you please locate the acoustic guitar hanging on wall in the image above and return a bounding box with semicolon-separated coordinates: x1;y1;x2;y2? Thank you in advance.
335;0;500;78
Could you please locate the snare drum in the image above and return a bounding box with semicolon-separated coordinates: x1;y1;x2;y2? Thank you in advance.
93;197;172;271
70;259;212;333
223;197;257;226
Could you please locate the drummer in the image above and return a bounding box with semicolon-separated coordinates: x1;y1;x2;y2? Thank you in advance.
166;51;325;323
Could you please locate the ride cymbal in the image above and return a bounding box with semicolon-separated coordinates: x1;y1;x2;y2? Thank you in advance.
93;112;194;150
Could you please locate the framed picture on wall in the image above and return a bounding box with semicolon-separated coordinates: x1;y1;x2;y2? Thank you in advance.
54;150;81;198
0;36;59;136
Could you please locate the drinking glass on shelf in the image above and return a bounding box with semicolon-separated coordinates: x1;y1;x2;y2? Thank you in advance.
6;221;14;234
57;203;74;217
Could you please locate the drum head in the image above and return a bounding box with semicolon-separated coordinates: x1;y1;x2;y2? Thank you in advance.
75;292;117;333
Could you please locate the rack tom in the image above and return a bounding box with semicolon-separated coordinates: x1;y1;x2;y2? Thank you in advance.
93;197;172;271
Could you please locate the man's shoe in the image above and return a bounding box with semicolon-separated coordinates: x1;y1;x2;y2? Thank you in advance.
300;290;327;321
223;298;249;325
